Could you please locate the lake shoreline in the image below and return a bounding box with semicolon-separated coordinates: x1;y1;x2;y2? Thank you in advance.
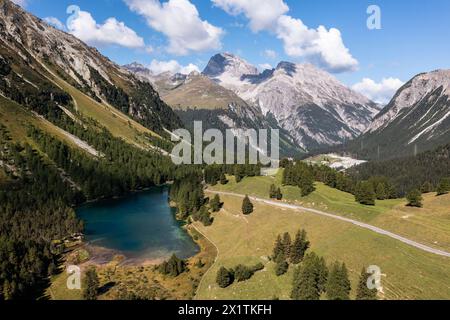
75;187;202;267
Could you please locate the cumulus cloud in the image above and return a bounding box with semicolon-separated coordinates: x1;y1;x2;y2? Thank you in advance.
276;15;358;73
44;17;66;31
212;0;289;32
67;7;145;48
263;49;277;59
125;0;223;55
352;78;404;104
149;59;200;75
212;0;358;73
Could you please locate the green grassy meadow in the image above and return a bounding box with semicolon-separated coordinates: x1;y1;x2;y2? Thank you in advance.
194;193;450;300
209;171;450;252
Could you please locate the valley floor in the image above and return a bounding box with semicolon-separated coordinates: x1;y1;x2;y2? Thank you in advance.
194;193;450;300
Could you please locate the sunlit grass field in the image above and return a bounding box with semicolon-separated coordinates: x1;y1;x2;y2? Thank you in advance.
195;193;450;300
209;171;450;252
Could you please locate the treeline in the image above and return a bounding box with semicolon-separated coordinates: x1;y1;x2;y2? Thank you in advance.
283;143;450;204
28;125;174;200
204;163;261;185
348;143;450;197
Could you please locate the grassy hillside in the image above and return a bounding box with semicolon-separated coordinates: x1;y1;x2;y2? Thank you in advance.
209;171;450;252
48;72;162;150
0;95;97;155
195;193;450;300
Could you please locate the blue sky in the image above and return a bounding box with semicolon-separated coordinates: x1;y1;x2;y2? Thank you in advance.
15;0;450;103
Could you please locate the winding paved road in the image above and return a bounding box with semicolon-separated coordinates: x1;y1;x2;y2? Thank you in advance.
207;190;450;258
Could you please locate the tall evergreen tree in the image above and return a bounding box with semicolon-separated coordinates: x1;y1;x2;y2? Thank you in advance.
83;267;99;300
216;267;234;288
406;189;423;208
326;262;351;300
291;253;328;300
281;232;292;260
356;268;378;300
355;181;376;206
210;194;222;212
242;195;254;215
272;235;285;263
290;229;310;264
437;178;450;196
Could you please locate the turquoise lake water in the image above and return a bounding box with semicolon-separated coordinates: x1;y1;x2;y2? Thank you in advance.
77;187;199;261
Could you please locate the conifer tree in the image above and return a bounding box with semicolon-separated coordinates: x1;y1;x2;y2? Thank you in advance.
437;178;450;196
210;194;222;212
220;173;228;185
420;181;433;194
83;267;99;300
406;189;423;208
281;232;292;260
275;260;289;276
291;253;328;300
355;181;376;205
242;195;254;215
290;229;310;264
272;235;284;263
356;268;378;300
326;262;351;300
216;267;234;288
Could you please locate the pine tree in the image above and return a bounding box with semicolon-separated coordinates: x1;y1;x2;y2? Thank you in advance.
420;181;433;194
83;267;99;300
375;183;387;200
326;262;351;300
272;235;284;263
290;229;310;264
437;178;450;196
242;195;254;215
356;268;378;300
210;194;222;212
220;173;228;185
355;181;376;206
291;253;328;300
216;267;234;288
281;232;292;260
275;260;289;276
406;189;423;207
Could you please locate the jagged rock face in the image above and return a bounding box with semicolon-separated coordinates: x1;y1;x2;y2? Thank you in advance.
0;0;182;133
202;54;380;151
124;63;305;157
353;70;450;160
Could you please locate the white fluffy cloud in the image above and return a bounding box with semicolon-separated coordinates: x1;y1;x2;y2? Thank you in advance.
212;0;288;32
212;0;358;73
149;59;200;75
67;8;145;48
125;0;223;55
44;17;66;31
352;78;404;104
276;15;358;73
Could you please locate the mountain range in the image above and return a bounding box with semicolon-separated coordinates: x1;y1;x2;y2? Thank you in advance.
1;0;449;162
346;70;450;160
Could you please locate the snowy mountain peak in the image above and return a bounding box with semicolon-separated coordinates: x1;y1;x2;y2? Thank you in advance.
202;53;379;150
